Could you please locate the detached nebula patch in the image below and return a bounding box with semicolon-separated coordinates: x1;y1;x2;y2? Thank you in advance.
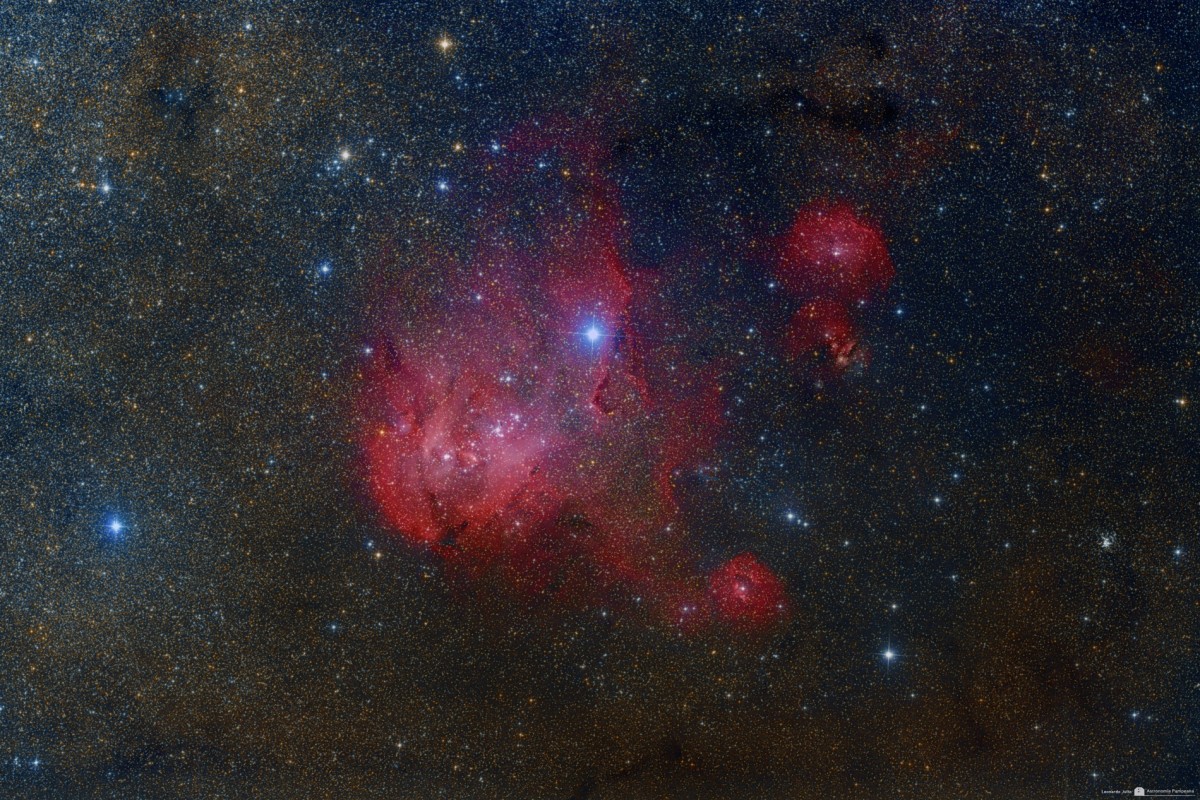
777;202;895;374
359;120;894;634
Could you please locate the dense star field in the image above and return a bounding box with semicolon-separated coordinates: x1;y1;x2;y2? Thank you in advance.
2;1;1197;797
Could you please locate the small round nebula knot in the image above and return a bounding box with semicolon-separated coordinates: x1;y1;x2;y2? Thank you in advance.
777;201;894;304
708;553;790;633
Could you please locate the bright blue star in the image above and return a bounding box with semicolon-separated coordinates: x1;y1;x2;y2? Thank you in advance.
880;639;901;673
584;325;601;344
107;518;124;537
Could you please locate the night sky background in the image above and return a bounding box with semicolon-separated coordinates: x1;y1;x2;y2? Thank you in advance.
2;1;1198;797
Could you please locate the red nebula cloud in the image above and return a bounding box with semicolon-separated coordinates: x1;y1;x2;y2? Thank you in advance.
773;201;894;375
359;120;789;634
708;553;790;632
776;201;894;304
784;299;861;369
362;354;561;547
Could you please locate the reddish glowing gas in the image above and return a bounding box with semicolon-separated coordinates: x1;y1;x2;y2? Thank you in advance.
776;201;894;304
357;122;890;635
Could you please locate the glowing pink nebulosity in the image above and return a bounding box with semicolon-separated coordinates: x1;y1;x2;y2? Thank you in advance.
708;553;790;632
784;299;861;369
358;118;789;634
776;201;894;304
773;201;894;374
